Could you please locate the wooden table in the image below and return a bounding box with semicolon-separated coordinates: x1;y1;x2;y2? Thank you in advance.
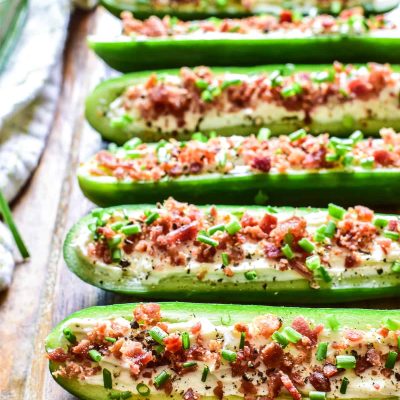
0;7;398;400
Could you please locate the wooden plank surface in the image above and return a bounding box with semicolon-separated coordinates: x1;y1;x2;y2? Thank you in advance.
0;6;399;400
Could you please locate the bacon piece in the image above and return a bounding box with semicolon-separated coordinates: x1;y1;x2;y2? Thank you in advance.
251;156;271;172
166;222;198;244
231;346;258;376
267;372;283;398
279;9;293;23
183;389;200;400
213;381;224;400
191;321;202;335
309;371;331;392
47;348;69;362
254;314;282;338
163;333;183;353
259;213;278;234
291;317;322;345
354;206;374;222
289;259;313;280
345;252;361;268
373;149;392;166
323;363;338;378
261;342;284;368
133;303;161;325
264;241;282;259
280;372;302;400
72;339;90;357
345;329;364;342
240;379;258;395
270;216;307;246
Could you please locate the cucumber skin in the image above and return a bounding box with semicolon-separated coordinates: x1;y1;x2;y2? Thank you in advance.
46;302;400;400
89;35;400;73
78;166;400;208
84;64;400;144
64;204;400;302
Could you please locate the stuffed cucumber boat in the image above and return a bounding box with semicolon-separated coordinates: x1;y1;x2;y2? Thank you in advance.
46;302;400;400
85;63;400;144
64;198;400;302
79;128;400;207
101;0;400;19
90;8;400;71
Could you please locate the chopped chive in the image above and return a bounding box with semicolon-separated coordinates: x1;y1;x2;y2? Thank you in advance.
221;349;237;362
197;234;218;247
324;221;337;238
336;355;356;369
282;243;295;260
374;218;388;229
328;203;346;220
136;383;150;396
325;153;340;163
221;252;230;267
391;261;400;273
103;368;112;389
182;332;190;349
195;79;209;90
123;137;142;150
221;78;241;89
112;248;121;262
105;336;117;343
154;344;165;354
201;365;209;382
110;221;125;232
272;331;289;348
316;266;332;283
145;212;159;225
385;351;398;369
257;127;271;141
239;332;246;349
208;223;225;236
298;238;315;253
88;349;102;362
343;154;354;167
154;370;171;389
225;219;241;235
383;318;400;330
182;361;197;368
309;391;326;400
306;255;321;271
316;342;328;361
340;377;349;394
350;130;363;142
121;224;141;235
149;327;168;345
244;270;257;281
192;132;208;142
110;114;133;129
63;327;77;344
327;315;340;331
289;128;307;142
283;327;302;344
383;230;400;241
125;150;142;159
108;235;122;248
281;82;302;97
0;191;30;259
360;157;374;169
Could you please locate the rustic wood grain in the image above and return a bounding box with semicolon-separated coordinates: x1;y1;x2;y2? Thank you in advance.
0;6;399;400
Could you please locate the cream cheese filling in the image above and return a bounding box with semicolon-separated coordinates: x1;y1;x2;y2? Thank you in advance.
74;209;399;286
59;316;400;398
108;74;400;134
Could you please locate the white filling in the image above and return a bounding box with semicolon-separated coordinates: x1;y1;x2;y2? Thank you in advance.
59;316;400;398
109;73;400;134
74;209;399;286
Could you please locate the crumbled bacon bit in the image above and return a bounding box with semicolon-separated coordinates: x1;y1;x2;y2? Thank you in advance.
280;372;302;400
261;342;284;368
259;213;278;234
48;348;69;362
134;303;161;325
254;314;282;338
291;317;322;346
309;371;331;392
323;363;338;378
183;388;200;400
213;381;224;400
270;217;307;246
164;333;183;353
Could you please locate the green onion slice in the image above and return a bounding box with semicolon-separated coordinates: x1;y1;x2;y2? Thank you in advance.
153;370;171;389
182;332;190;349
88;349;102;362
316;342;328;361
149;327;168;345
340;377;349;394
136;383;150;396
336;355;356;369
103;368;112;389
221;349;237;362
0;190;30;259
